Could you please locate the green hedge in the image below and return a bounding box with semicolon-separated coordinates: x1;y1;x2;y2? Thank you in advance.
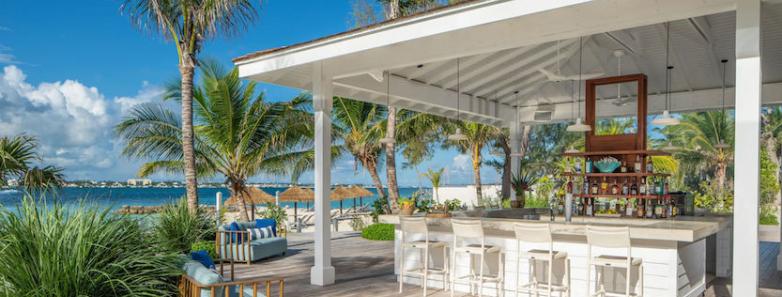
191;240;217;259
361;223;395;241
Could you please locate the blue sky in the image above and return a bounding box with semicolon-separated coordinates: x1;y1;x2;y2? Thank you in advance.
0;0;501;187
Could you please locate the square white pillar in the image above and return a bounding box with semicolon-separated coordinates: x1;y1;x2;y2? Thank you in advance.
733;0;762;294
311;61;335;286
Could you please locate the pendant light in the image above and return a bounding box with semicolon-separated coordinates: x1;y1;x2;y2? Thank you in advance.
652;22;680;126
510;91;525;157
566;36;592;132
379;70;395;144
448;58;468;141
714;59;730;149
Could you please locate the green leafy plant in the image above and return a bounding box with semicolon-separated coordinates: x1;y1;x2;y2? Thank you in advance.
260;202;288;233
360;223;395;241
416;199;433;213
398;197;415;207
523;195;549;208
512;169;539;208
760;205;779;225
370;197;388;223
350;216;367;231
191;241;217;259
154;197;214;254
0;195;181;296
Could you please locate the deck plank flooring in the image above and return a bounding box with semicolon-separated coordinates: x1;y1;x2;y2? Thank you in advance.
224;232;782;297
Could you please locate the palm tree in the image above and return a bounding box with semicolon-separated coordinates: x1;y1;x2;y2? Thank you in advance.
421;167;444;200
445;121;501;201
332;97;389;211
121;0;260;212
0;135;65;191
663;111;734;191
117;64;313;221
762;107;782;208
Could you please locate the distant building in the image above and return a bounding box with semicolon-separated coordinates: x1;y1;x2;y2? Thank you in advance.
7;179;19;187
127;179;152;186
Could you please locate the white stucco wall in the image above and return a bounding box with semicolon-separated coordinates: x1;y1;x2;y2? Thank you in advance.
434;184;502;208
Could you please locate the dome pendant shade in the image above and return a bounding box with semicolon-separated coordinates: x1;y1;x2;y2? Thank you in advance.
448;128;468;141
652;110;680;126
566;117;592;132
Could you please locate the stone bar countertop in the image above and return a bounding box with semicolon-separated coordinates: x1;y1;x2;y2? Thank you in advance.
379;213;731;242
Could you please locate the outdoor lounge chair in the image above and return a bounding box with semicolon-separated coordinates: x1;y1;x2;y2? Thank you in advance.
217;221;288;265
179;257;284;297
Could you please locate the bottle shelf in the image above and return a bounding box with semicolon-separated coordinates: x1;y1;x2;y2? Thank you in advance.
562;150;671;157
573;194;671;199
562;172;670;177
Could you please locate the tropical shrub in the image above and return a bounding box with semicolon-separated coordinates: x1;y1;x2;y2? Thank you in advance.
416;199;433;213
443;199;462;212
0;196;181;296
260;202;288;233
154;197;213;254
398;197;415;207
350;216;366;231
191;241;217;259
523;195;549;208
361;223;395;241
370;197;388;223
760;206;779;225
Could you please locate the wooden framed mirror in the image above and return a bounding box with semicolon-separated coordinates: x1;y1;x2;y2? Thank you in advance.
584;73;648;152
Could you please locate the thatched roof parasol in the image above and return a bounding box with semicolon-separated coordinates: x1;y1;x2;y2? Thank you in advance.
225;187;275;205
330;187;355;200
348;186;374;198
279;186;314;202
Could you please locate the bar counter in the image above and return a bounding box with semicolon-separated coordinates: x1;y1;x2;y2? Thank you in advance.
380;213;732;297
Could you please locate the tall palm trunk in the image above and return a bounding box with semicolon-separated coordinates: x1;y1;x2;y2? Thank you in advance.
179;62;199;212
715;161;727;192
497;135;511;199
385;106;399;209
366;160;390;213
472;144;483;202
230;180;251;221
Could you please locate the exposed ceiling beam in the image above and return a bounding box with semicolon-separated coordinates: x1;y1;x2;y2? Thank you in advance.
687;16;725;85
421;51;494;87
438;45;538;90
655;22;694;92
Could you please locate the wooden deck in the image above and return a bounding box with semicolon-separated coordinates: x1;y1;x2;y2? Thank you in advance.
228;232;782;297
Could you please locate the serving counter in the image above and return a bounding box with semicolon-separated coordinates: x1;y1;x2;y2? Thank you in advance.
380;213;732;297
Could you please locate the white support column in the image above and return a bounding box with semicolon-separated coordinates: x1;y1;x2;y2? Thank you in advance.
733;0;762;294
509;112;521;203
310;61;335;286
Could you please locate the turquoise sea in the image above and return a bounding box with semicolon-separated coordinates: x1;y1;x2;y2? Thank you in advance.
0;186;426;211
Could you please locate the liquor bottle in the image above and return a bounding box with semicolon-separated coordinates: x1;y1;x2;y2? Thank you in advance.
583;180;590;195
646;200;655;218
566;178;573;194
622;178;629;195
646;157;654;173
591;179;599;195
585;158;592;173
626;199;635;217
630;179;638;195
611;178;619;195
575;161;582;174
600;177;608;194
657;178;664;195
636;199;645;218
586;199;593;216
639;177;646;195
664;179;670;195
634;155;642;172
619;199;627;216
620;160;627;173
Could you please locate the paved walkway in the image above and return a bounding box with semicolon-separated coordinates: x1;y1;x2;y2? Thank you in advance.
227;232;782;297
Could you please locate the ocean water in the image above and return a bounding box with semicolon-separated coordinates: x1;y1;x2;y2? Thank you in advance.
0;187;426;211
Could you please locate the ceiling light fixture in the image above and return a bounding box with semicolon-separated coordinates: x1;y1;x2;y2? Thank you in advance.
448;58;468;141
566;36;592;132
652;22;680;126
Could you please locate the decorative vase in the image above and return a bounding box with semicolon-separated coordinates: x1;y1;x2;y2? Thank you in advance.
400;204;415;216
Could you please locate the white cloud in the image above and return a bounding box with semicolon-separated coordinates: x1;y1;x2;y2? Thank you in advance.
452;154;471;171
0;44;18;64
0;65;163;180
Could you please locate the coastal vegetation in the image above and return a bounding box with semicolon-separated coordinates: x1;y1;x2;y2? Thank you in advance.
360;223;395;241
153;197;213;255
0;196;180;296
121;0;262;212
0;135;65;191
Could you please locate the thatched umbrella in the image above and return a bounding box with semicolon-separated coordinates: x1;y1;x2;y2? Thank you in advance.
349;186;374;210
330;187;355;215
225;187;274;220
279;186;314;225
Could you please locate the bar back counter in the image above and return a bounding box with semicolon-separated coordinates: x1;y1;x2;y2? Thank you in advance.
380;210;731;297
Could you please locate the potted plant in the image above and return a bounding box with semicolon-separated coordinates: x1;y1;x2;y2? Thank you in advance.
511;170;538;208
426;199;462;218
398;197;416;216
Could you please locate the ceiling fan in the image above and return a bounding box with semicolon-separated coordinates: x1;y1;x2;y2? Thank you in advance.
538;39;603;82
610;49;636;107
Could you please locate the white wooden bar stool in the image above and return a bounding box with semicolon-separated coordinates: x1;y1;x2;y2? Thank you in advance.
585;225;643;297
450;218;504;297
399;216;449;297
513;222;570;297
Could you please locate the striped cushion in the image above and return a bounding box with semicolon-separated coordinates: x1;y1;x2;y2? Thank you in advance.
247;226;274;240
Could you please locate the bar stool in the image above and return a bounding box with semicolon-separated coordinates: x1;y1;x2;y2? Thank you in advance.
450;218;504;297
399;216;449;297
513;222;570;297
585;225;643;297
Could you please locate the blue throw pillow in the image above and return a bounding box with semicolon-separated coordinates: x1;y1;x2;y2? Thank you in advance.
228;221;244;242
255;218;277;237
190;250;216;270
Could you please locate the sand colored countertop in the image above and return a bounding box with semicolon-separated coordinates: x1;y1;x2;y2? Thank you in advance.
379;214;730;242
